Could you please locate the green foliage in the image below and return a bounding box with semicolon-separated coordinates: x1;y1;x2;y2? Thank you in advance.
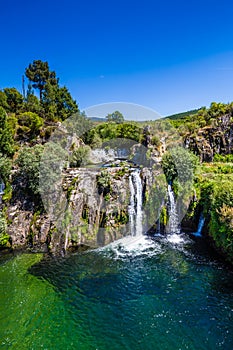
55;86;78;120
0;212;10;247
143;173;167;228
213;154;233;163
0;107;15;157
69;146;90;167
208;180;233;261
192;170;233;263
4;88;24;114
160;206;168;226
25;60;58;101
166;108;203;120
0;154;12;183
97;170;111;196
25;60;77;121
86;122;142;144
113;167;127;179
162;147;199;184
114;210;128;225
25;87;41;114
17;112;44;139
168;102;233;134
106;110;124;123
16;145;44;196
201;162;233;175
116;123;141;141
151;135;161;147
0;91;9;111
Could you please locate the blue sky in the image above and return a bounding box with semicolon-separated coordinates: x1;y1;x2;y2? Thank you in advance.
1;0;233;117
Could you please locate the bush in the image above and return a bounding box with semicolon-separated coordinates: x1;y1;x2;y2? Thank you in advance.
0;212;10;247
0;154;12;183
69;146;90;167
16;145;44;196
97;170;111;196
213;154;233;163
162;146;199;184
17;112;44;139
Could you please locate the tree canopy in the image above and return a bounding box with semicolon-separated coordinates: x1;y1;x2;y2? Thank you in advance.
106;110;124;123
25;60;58;101
25;59;78;121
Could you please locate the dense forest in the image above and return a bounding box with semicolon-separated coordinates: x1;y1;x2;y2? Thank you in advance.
1;59;233;265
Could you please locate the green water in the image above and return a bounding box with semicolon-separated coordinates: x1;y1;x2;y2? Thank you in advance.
0;235;233;349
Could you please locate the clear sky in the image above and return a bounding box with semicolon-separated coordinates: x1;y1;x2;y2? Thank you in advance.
1;0;233;117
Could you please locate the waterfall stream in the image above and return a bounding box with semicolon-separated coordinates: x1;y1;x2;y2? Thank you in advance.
128;170;143;236
167;184;180;235
193;213;205;237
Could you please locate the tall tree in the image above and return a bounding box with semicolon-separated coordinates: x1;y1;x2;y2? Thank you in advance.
42;83;78;121
25;60;58;101
3;88;24;114
56;86;78;120
41;81;58;121
25;85;41;114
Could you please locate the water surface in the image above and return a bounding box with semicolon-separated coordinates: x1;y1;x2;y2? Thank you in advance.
0;234;233;349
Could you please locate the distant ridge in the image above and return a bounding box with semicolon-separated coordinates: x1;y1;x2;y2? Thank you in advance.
165;108;203;120
87;116;107;122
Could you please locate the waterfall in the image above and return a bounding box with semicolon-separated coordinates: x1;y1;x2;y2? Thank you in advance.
193;213;205;237
129;175;136;235
167;184;180;234
128;170;143;236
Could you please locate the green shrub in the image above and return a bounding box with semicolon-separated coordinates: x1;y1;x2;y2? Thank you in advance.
162;146;199;184
16;145;44;196
17;112;44;139
0;212;10;247
69;146;90;167
97;170;111;196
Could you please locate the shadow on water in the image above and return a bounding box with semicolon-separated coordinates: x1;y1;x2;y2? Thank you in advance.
28;235;233;301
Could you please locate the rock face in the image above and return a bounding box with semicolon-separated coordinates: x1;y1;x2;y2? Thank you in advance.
5;166;158;253
185;114;233;161
57;167;131;251
7;205;51;252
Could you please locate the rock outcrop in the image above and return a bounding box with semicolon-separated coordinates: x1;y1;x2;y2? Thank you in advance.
185;114;233;161
5;165;158;254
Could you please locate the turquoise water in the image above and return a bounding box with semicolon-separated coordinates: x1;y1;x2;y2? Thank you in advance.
0;234;233;349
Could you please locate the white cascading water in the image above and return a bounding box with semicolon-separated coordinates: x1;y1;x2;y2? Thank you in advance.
167;184;183;243
129;174;136;235
128;170;143;236
101;168;156;258
167;184;180;234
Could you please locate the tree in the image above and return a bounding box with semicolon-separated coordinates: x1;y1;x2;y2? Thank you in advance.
106;110;124;123
161;147;199;184
56;86;78;120
25;60;58;101
24;84;41;114
4;88;24;114
41;81;58;121
0;91;9;111
0;107;14;157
